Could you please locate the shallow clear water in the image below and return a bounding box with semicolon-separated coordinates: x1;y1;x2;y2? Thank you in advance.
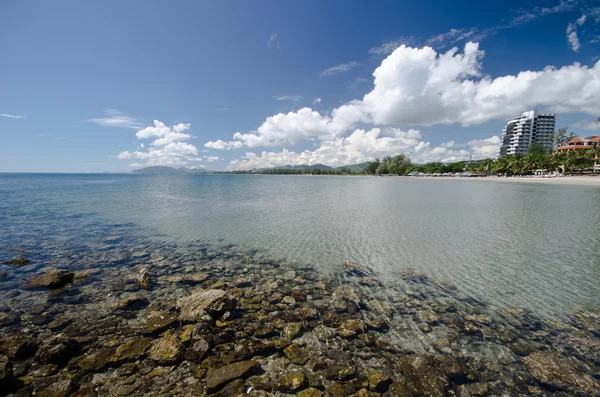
1;173;599;319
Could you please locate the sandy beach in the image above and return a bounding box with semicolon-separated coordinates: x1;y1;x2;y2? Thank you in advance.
407;175;600;187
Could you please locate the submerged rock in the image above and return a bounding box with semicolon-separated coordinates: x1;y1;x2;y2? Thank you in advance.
343;260;373;277
139;311;178;335
337;319;365;338
283;344;309;364
148;335;184;365
3;257;30;266
26;270;74;289
205;360;260;390
177;289;237;322
135;267;151;290
0;355;12;392
112;337;151;362
275;371;307;392
523;351;600;394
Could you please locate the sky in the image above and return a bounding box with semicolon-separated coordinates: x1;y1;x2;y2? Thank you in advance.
1;0;600;172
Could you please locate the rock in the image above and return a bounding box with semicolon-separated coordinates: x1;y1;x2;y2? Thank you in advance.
112;337;151;362
177;289;237;322
283;322;303;340
336;319;365;338
523;351;599;394
326;383;345;397
135;268;151;289
254;325;277;338
297;387;322;397
139;311;178;335
0;355;12;392
33;374;74;397
385;382;415;397
111;295;148;311
0;273;7;279
148;335;184;365
400;355;448;397
0;312;20;327
34;333;79;366
275;371;307;392
417;310;440;325
292;290;306;302
366;370;391;392
184;338;211;362
213;378;245;397
205;360;260;390
0;334;39;359
78;348;115;371
3;257;30;266
343;260;373;277
297;306;318;320
26;270;74;289
284;344;309;364
324;364;357;380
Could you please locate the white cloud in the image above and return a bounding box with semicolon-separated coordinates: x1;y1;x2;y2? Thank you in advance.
203;156;220;162
274;95;302;102
226;128;500;170
267;31;279;49
566;14;586;51
572;119;600;131
425;28;478;48
313;97;322;104
136;120;191;146
319;61;362;77
207;41;600;156
117;120;202;166
0;113;25;119
118;142;200;166
88;109;143;129
369;37;417;55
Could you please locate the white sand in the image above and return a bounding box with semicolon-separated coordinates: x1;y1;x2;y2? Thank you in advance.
406;175;600;187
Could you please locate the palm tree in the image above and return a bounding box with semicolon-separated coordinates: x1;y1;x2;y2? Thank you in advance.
492;156;510;175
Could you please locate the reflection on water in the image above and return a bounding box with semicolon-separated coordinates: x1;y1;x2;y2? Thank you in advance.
1;173;599;319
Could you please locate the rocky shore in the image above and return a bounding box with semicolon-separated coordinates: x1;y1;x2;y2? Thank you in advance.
1;244;600;396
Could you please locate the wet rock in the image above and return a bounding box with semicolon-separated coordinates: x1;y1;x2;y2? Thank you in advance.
313;325;335;341
184;338;211;362
417;310;440;325
297;386;322;397
148;335;184;365
254;325;277;338
400;355;448;397
213;378;245;397
205;360;260;390
344;260;373;277
78;348;115;371
384;382;415;397
523;351;599;394
0;312;20;327
34;333;79;366
26;270;74;289
283;322;303;340
292;290;306;302
284;344;309;364
0;355;12;392
0;334;39;359
297;306;318;320
326;383;345;397
112;337;151;362
33;374;73;397
324;363;357;380
47;317;73;332
139;311;178;335
135;267;151;290
275;371;307;392
111;295;148;311
0;273;7;279
177;289;237;322
3;257;30;266
337;319;365;338
366;370;392;392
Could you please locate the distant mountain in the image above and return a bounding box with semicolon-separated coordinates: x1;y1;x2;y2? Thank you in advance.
335;162;368;173
273;164;332;170
131;166;214;174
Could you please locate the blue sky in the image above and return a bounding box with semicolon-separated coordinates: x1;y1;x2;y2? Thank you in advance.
1;0;599;172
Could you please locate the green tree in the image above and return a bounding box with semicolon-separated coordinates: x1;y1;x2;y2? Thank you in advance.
528;142;547;155
364;159;380;175
552;127;576;149
386;154;412;175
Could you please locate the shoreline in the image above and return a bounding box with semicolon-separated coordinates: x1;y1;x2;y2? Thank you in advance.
402;175;600;187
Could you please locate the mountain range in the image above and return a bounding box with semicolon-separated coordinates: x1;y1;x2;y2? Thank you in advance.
131;163;368;174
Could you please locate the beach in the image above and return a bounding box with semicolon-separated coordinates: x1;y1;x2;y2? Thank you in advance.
407;175;600;187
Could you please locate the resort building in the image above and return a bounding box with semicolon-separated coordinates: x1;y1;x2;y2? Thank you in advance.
497;111;555;157
555;135;600;172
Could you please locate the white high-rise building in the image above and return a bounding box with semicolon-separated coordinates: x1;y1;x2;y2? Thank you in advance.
497;111;555;157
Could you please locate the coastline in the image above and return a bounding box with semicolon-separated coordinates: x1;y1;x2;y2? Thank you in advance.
403;175;600;187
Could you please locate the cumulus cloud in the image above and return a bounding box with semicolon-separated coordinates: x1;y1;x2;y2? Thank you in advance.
88;109;143;129
319;61;362;77
226;128;500;170
136;120;192;146
209;41;600;154
0;113;25;119
118;142;200;166
117;120;206;166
